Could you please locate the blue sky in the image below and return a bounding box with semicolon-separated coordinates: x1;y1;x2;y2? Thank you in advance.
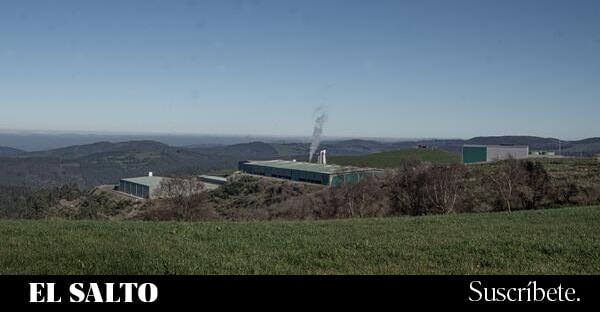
1;0;599;139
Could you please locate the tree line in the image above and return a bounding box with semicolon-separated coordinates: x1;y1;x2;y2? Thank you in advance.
141;158;600;221
1;158;599;221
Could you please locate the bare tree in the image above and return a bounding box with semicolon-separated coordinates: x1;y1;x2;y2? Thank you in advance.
518;160;552;209
423;164;466;213
155;177;210;220
385;159;430;216
156;177;205;199
486;158;526;212
355;178;386;217
340;185;357;217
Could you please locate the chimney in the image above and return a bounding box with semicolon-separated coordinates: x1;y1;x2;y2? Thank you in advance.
316;150;327;165
148;172;153;177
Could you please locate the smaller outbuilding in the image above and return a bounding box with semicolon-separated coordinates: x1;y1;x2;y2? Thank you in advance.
118;172;169;199
199;175;228;190
199;175;227;185
462;145;529;164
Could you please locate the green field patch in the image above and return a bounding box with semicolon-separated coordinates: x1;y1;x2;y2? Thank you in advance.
1;205;599;274
328;149;460;168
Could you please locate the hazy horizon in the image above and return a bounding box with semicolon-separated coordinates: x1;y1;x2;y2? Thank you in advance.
1;127;593;141
0;126;595;152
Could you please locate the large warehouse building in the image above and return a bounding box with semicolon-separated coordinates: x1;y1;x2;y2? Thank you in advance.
119;173;169;199
238;160;381;186
463;145;529;164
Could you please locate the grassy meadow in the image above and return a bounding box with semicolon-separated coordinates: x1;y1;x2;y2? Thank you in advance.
328;149;460;168
1;205;599;275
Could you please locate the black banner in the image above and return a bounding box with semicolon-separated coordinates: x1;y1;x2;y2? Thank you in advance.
0;275;597;308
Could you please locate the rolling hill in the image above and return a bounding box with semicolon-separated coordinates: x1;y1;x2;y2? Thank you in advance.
270;139;461;159
189;141;279;160
22;140;173;159
0;146;23;157
465;136;561;146
0;141;242;189
2;134;600;189
328;149;461;168
563;142;600;155
273;136;600;159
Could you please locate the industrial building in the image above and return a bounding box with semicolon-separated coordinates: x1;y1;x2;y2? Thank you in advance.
238;160;381;186
118;172;169;199
463;145;529;164
199;175;228;190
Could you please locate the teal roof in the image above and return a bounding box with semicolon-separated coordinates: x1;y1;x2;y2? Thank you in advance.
244;160;379;174
120;176;169;190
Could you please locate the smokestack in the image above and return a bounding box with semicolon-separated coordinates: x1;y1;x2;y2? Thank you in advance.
316;150;327;165
308;107;328;162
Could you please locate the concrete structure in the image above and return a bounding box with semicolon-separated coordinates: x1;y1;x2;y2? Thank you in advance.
530;150;556;156
238;160;381;186
199;175;228;190
199;175;228;185
119;173;169;199
463;145;529;164
317;149;327;165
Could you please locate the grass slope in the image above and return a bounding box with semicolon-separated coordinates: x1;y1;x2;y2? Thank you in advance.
328;149;460;168
1;206;599;274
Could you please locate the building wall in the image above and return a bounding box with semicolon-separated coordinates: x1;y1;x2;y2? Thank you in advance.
486;146;529;162
463;146;487;164
119;180;150;199
240;162;381;186
330;171;376;186
239;163;330;185
463;145;529;164
199;175;227;185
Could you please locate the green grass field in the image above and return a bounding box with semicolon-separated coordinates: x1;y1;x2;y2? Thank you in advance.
1;205;599;274
328;149;460;168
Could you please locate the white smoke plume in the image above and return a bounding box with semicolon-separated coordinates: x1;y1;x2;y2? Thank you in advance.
309;107;328;162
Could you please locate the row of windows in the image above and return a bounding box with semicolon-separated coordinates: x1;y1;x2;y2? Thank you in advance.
240;165;329;185
119;181;150;199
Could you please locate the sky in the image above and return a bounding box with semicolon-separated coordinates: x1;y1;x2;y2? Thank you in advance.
1;0;599;140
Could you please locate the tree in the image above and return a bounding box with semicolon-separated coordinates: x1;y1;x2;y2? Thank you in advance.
485;158;527;212
519;160;552;209
353;178;386;217
385;159;430;216
155;177;210;220
423;164;467;214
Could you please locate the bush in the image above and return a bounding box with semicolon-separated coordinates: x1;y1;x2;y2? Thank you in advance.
2;158;600;222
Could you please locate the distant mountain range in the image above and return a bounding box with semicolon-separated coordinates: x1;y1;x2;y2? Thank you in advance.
188;142;280;160
0;135;598;189
265;136;600;158
0;146;24;157
0;132;312;152
0;141;243;189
